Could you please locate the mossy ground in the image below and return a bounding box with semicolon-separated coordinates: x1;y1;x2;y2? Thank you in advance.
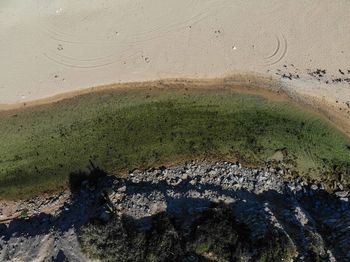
0;87;349;199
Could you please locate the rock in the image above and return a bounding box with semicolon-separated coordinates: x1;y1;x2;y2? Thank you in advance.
181;173;188;180
208;169;217;176
335;191;348;198
311;184;318;191
117;186;127;193
110;192;124;202
294;207;309;225
338;183;344;191
288;185;295;192
189;179;197;185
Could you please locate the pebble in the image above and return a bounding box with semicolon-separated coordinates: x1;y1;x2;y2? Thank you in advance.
335;191;348;198
311;184;318;190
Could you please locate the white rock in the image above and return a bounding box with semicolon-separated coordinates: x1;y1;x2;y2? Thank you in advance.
117;186;127;192
311;184;318;190
335;191;348;198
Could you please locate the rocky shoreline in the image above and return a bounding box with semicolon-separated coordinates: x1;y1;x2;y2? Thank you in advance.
1;161;350;261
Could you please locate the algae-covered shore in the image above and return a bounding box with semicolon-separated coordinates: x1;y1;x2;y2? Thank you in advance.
2;1;350;260
0;82;349;199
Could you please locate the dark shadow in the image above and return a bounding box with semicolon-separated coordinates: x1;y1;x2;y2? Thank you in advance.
53;250;68;262
68;160;107;192
80;201;290;262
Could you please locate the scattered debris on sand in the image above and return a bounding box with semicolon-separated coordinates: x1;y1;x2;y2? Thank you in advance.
275;65;350;86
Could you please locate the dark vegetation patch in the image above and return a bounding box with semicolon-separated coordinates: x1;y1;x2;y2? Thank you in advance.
79;203;296;262
0;88;349;199
69;160;107;192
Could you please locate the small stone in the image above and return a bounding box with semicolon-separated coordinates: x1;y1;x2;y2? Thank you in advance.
189;179;197;185
117;186;127;193
338;183;344;191
335;191;348;198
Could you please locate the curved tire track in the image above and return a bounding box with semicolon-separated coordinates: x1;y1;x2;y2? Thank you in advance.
264;33;288;66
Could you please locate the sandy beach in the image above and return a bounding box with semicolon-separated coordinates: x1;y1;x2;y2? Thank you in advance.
1;0;349;128
2;2;350;259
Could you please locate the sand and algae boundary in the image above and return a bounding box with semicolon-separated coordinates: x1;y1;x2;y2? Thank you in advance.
1;74;349;138
0;74;287;111
0;75;349;199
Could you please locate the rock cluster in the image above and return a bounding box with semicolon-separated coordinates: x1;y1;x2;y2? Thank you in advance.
105;161;349;261
1;161;350;261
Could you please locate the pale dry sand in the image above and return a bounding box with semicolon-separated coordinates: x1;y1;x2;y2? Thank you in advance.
0;0;350;131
